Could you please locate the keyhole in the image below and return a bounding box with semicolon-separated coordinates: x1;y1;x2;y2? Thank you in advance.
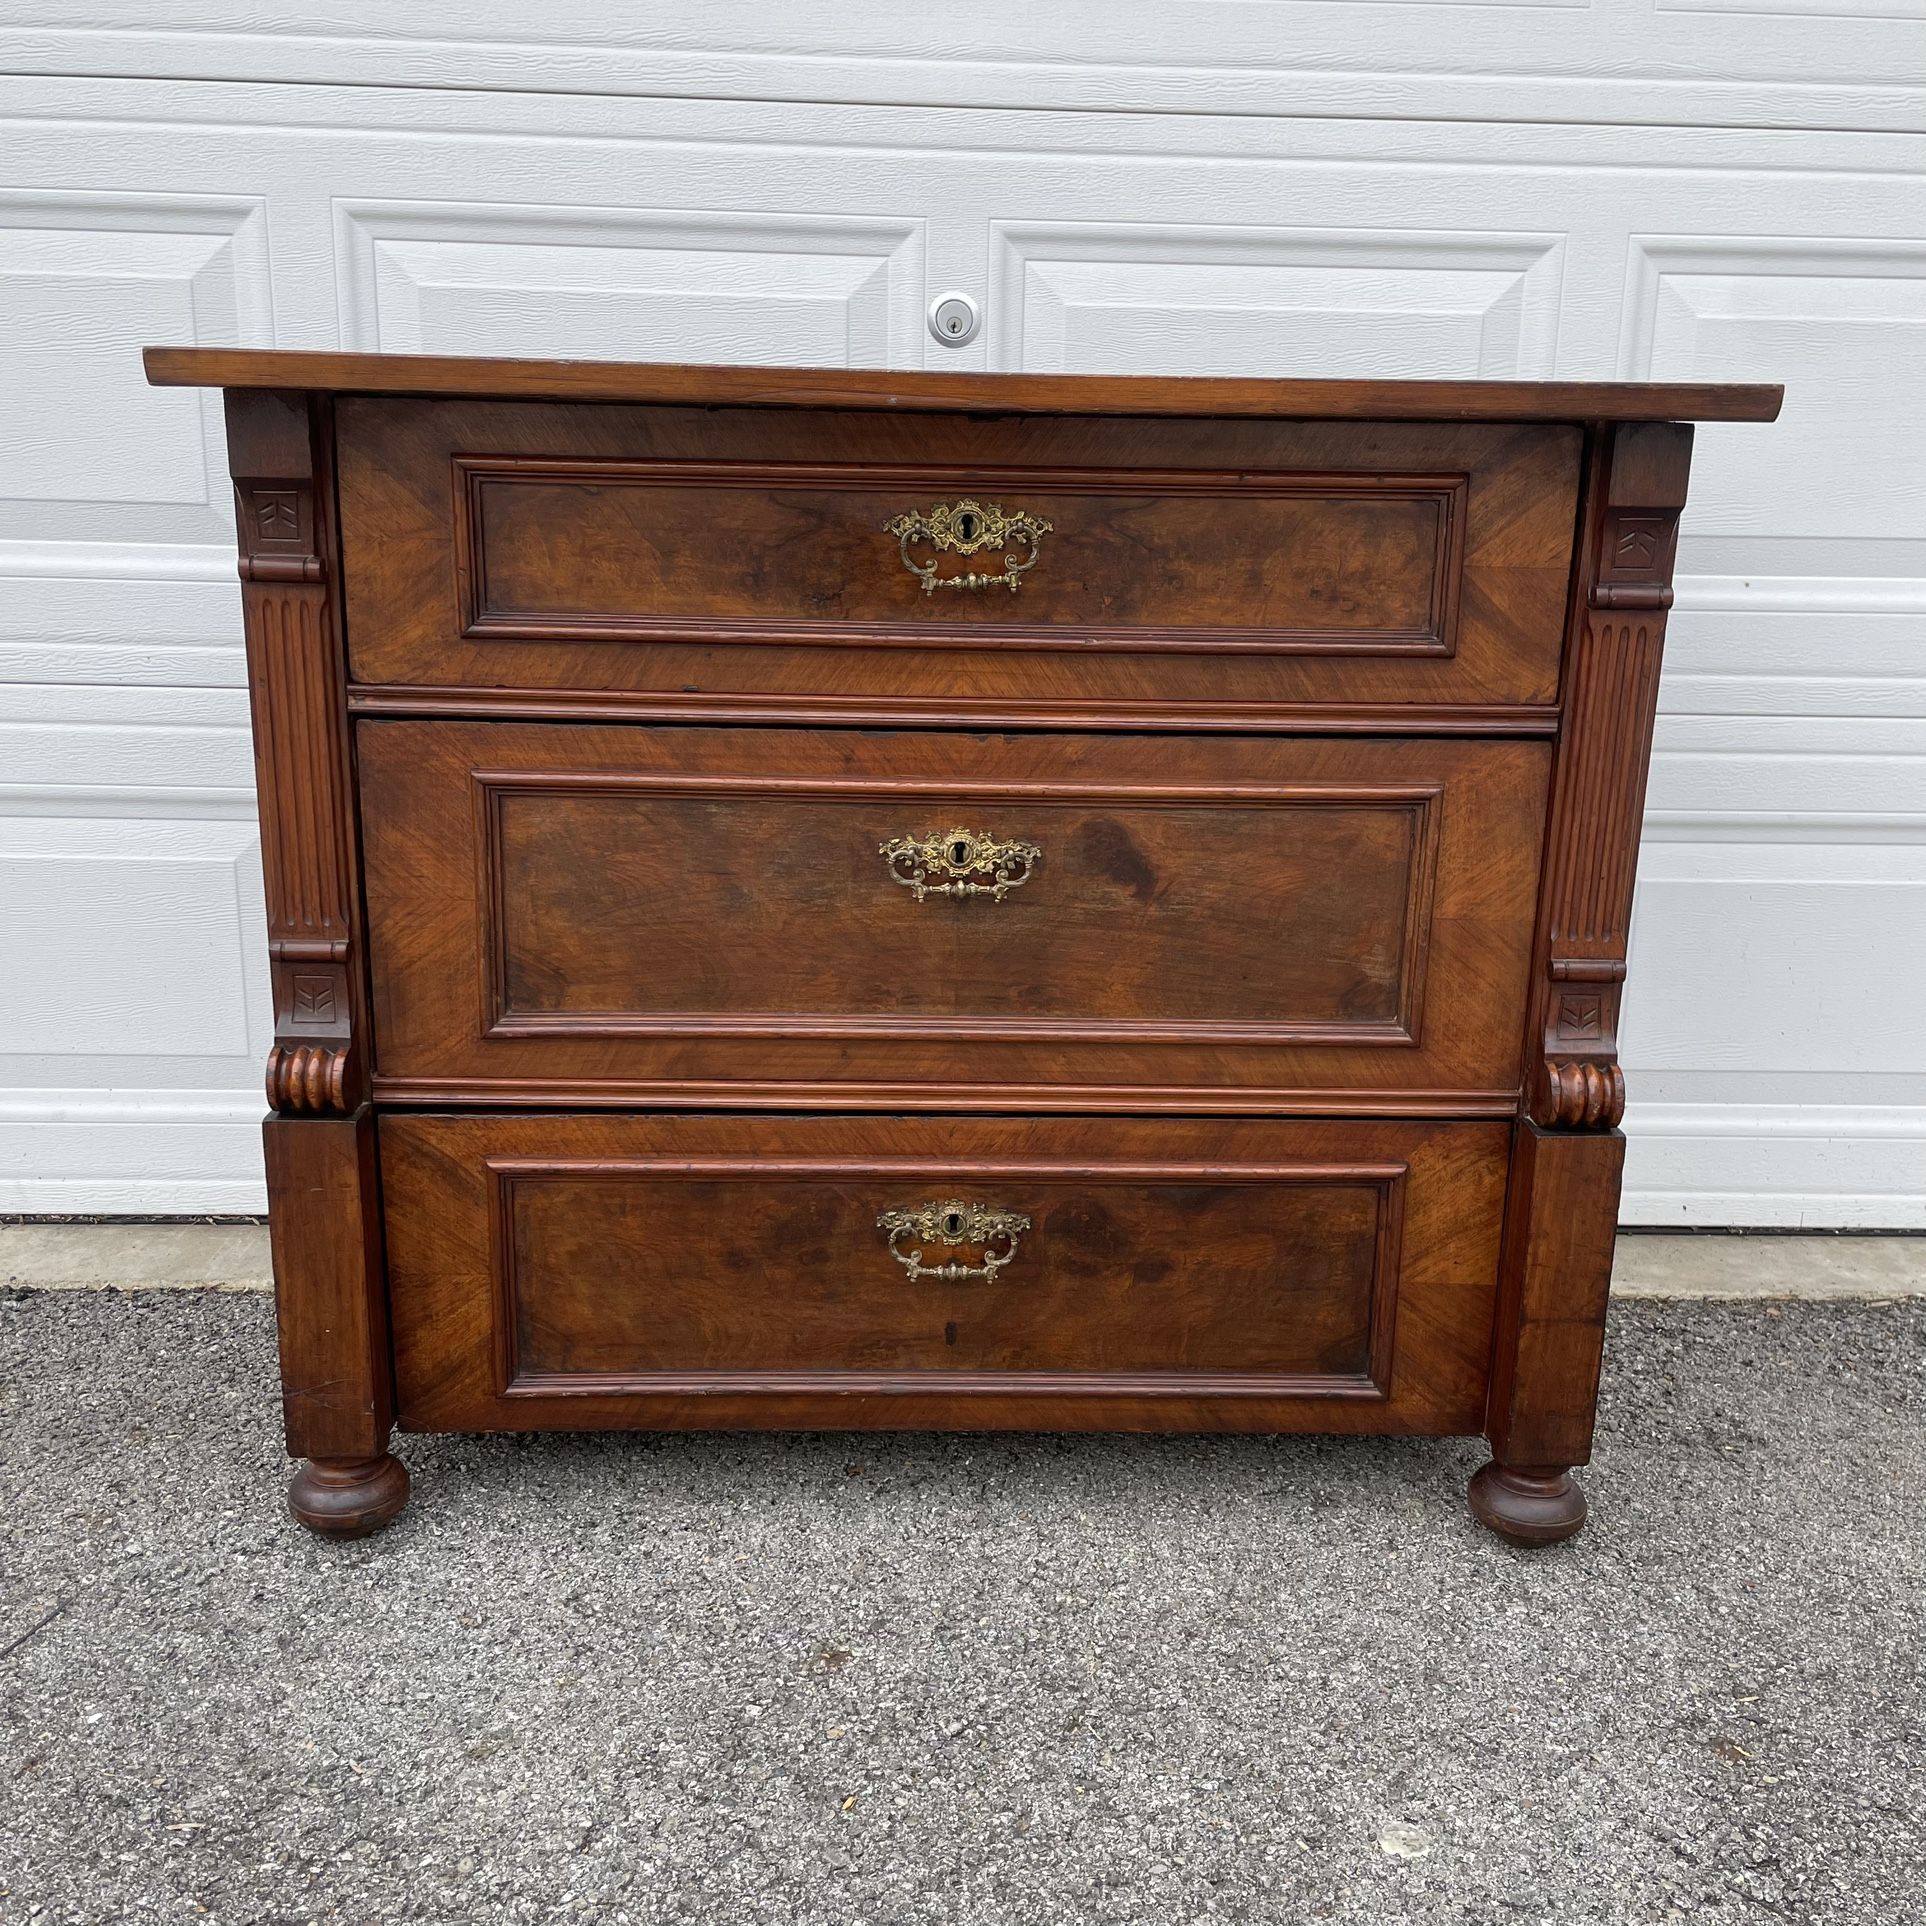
927;292;979;348
957;510;977;541
949;839;971;864
943;1211;964;1237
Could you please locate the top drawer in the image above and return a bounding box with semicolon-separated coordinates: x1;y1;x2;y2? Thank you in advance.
338;400;1579;721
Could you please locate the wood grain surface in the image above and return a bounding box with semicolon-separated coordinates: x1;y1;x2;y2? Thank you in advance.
458;456;1466;650
166;352;1753;1534
381;1112;1509;1435
145;347;1784;424
356;721;1549;1106
337;400;1579;714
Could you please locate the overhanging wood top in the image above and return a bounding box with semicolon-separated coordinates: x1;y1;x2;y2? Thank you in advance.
145;348;1783;425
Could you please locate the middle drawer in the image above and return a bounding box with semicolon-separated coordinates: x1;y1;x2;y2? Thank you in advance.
359;722;1548;1110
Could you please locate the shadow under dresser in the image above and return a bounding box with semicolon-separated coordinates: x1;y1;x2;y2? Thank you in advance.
143;349;1781;1543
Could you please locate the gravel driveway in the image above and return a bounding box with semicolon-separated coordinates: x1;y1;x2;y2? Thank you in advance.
2;1288;1920;1925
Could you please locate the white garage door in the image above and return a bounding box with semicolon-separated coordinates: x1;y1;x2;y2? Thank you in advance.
3;6;1922;1223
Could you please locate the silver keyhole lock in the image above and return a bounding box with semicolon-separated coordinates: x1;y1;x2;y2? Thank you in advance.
928;291;980;347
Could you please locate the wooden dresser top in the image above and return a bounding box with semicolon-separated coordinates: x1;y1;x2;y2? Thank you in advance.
144;348;1782;425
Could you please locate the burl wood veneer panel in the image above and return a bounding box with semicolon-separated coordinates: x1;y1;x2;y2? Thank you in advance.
380;1112;1509;1435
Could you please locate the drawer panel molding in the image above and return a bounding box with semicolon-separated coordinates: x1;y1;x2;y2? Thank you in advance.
485;1154;1409;1401
470;768;1445;1049
346;683;1565;738
381;1114;1507;1436
450;454;1472;656
360;722;1548;1103
341;400;1580;717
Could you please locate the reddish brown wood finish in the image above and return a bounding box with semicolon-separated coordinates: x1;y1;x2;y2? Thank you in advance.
1460;418;1696;1540
380;1113;1508;1436
1467;1463;1587;1545
346;684;1561;738
229;388;406;1532
263;1109;391;1455
286;1454;411;1537
145;347;1783;424
1474;1120;1627;1541
148;349;1771;1542
227;390;366;1117
460;454;1470;648
337;401;1579;720
1525;423;1692;1132
356;722;1548;1107
263;1110;407;1535
367;1077;1525;1118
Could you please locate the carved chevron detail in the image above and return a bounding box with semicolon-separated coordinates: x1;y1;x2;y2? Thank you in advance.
235;478;323;584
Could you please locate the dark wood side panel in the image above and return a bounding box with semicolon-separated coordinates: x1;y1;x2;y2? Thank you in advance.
382;1113;1508;1435
339;401;1578;715
357;722;1549;1105
264;1110;392;1460
1484;1122;1625;1469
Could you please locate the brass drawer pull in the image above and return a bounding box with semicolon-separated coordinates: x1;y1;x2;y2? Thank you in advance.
877;1200;1031;1283
884;497;1053;594
879;826;1040;902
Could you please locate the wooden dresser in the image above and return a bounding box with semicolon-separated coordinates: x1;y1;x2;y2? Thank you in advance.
145;350;1780;1544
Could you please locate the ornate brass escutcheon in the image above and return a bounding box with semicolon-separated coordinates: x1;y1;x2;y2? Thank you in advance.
883;497;1053;593
877;1200;1032;1284
878;826;1041;902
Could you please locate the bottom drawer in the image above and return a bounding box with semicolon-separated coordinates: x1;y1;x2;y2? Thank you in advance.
382;1113;1509;1436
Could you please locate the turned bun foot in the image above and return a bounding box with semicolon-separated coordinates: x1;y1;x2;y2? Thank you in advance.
1468;1461;1587;1545
288;1453;410;1537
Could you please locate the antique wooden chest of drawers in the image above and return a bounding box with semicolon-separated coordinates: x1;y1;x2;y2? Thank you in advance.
145;349;1779;1543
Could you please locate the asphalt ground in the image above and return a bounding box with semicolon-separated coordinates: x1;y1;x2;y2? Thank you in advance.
2;1286;1920;1925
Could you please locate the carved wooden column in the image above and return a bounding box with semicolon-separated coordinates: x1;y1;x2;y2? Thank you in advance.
1473;421;1691;1544
228;390;406;1536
